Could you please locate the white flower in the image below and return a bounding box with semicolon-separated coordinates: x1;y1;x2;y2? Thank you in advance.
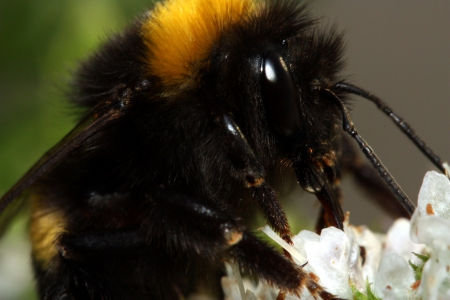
373;253;414;299
221;171;450;300
290;220;359;299
258;216;365;299
410;171;450;300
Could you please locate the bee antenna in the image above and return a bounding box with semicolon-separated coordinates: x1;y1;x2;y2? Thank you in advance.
321;88;415;216
334;82;448;177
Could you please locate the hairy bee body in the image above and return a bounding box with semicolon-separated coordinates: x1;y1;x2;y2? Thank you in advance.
23;0;348;298
1;0;448;299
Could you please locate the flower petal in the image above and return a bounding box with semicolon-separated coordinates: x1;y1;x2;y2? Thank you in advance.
373;253;414;299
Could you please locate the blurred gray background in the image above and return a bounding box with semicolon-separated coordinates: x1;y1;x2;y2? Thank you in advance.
0;1;449;299
314;1;450;228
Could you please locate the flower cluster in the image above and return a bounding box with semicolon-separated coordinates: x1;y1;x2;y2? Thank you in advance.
221;171;450;300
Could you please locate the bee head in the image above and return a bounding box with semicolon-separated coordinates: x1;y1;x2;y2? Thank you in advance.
137;0;348;167
203;0;347;160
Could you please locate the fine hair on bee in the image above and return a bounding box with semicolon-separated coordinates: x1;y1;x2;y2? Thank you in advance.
0;0;448;299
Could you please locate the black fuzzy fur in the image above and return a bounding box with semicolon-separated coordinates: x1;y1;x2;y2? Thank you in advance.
9;0;355;299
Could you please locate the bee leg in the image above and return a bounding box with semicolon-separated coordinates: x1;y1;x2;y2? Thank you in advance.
148;188;339;298
57;230;146;261
50;189;245;263
143;189;334;299
218;114;292;242
229;231;342;300
229;231;304;294
314;182;345;231
146;189;329;296
250;182;293;242
143;187;246;259
315;207;327;232
314;182;344;232
340;135;410;218
292;157;344;232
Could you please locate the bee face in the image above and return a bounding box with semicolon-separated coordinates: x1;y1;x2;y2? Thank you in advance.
0;1;448;299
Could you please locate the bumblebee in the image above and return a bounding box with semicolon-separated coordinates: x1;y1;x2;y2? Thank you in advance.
0;0;448;299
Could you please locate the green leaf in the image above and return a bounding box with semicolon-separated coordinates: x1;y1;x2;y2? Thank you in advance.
412;252;430;262
351;282;381;300
409;252;430;281
366;282;381;300
351;285;367;300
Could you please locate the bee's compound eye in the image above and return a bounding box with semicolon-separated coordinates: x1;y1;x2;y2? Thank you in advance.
262;50;301;136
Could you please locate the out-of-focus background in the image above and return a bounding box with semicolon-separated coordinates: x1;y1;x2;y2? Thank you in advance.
0;1;448;299
0;1;154;299
316;1;450;227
